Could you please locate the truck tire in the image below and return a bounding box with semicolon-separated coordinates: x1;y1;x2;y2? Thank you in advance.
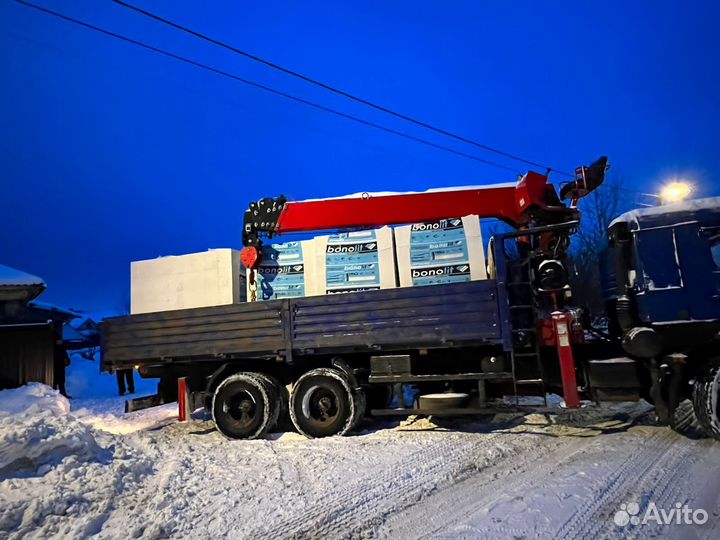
671;399;705;439
212;373;274;440
253;373;290;432
290;368;362;438
693;365;720;441
351;386;367;430
250;373;283;432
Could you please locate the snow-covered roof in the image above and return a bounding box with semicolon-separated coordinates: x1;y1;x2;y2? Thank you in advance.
610;197;720;229
28;301;81;319
73;318;100;334
0;264;46;288
63;324;87;342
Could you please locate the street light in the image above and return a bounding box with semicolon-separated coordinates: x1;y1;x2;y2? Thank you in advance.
659;182;692;205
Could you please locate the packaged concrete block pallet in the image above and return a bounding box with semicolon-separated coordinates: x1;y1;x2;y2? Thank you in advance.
394;215;487;287
131;248;246;314
250;240;316;301
313;227;397;294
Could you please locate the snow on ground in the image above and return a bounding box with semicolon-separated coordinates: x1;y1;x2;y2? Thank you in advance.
1;383;719;540
0;385;153;539
64;355;177;434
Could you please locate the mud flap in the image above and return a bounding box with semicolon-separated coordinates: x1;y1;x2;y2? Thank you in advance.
125;394;163;413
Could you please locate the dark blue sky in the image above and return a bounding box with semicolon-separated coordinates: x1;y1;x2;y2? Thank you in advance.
2;1;719;313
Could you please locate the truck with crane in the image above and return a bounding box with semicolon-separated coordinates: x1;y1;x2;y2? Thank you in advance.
101;157;720;441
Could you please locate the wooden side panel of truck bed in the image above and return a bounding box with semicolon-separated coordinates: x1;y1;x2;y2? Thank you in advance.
291;280;500;352
101;280;502;369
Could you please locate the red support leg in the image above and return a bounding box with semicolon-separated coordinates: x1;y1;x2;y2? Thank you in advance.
178;377;190;422
551;311;581;409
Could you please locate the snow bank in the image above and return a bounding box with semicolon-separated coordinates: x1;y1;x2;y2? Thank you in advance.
73;398;177;434
0;383;70;418
0;384;104;476
0;385;152;539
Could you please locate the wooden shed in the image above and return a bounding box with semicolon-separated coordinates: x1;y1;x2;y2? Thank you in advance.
0;264;78;390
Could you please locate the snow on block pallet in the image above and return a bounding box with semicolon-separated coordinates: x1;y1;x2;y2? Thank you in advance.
130;249;246;315
394;215;487;288
313;227;397;294
250;240;316;301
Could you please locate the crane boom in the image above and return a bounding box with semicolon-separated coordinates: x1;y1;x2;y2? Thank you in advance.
241;158;608;268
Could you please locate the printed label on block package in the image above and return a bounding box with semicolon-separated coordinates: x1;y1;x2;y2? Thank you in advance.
257;241;306;300
408;218;472;286
324;231;382;292
410;264;471;286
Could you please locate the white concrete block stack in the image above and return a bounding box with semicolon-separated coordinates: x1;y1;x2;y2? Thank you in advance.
130;249;245;314
129;216;488;310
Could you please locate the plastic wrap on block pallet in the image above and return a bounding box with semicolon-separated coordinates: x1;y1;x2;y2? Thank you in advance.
250;240;316;301
131;249;246;314
394;215;487;287
313;227;397;294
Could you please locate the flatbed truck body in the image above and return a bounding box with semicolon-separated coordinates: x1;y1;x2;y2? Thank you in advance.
100;163;720;441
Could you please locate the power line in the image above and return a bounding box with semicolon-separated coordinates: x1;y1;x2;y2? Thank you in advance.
110;0;574;178
13;0;522;174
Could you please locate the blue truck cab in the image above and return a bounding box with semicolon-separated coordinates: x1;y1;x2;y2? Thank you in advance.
602;198;720;432
610;198;720;325
605;198;720;335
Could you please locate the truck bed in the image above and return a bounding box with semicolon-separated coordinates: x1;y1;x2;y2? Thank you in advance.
101;280;502;370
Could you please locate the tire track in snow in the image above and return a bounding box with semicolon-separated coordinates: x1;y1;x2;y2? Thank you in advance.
98;449;188;539
373;431;586;539
372;426;705;540
621;436;713;540
249;430;536;540
553;428;682;540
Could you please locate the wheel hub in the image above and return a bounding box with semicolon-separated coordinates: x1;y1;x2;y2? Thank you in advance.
302;385;339;425
225;393;257;428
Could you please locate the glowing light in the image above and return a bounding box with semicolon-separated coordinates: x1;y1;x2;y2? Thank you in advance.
659;182;692;204
134;364;140;370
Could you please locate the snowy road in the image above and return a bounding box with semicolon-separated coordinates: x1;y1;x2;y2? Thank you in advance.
377;425;720;540
1;386;719;540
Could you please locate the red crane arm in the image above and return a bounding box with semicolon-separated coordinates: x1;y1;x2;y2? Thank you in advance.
240;170;576;268
241;157;608;269
244;170;570;236
278;175;531;232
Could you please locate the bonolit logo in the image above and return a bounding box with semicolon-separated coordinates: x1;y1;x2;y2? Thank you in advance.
613;502;709;527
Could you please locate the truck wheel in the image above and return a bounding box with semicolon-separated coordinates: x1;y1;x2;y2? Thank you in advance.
693;365;720;441
671;399;705;439
351;387;367;430
250;373;283;432
212;373;273;439
253;373;290;432
290;368;361;438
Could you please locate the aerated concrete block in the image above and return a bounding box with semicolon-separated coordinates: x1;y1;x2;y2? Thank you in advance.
250;240;316;301
394;215;487;287
312;227;397;294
